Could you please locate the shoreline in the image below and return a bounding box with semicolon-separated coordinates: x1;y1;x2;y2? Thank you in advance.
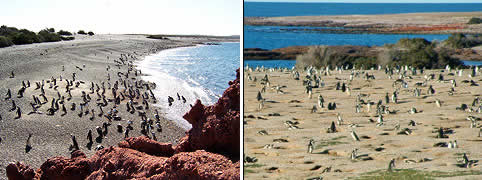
0;34;237;177
136;41;239;131
244;11;482;34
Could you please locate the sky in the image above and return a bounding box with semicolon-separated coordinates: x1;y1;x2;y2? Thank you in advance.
246;0;482;3
0;0;241;35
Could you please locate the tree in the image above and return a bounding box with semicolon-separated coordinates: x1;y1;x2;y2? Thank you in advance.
88;31;94;36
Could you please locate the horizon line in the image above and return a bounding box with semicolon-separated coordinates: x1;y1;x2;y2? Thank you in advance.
245;1;482;3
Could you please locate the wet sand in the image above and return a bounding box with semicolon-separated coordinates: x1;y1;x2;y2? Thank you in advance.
0;34;234;178
244;66;482;179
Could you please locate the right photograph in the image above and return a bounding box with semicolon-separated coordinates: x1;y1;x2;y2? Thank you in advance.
243;0;482;179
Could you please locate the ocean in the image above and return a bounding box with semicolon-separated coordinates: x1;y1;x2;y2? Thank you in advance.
244;25;450;50
137;42;239;130
244;2;482;17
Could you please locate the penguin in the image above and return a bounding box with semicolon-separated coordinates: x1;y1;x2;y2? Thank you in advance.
10;100;16;111
388;159;395;172
25;133;32;153
71;134;79;151
9;71;14;78
182;96;186;103
117;124;123;133
5;89;11;100
256;91;263;101
351;130;360;141
307;139;314;154
87;130;93;144
15;107;21;119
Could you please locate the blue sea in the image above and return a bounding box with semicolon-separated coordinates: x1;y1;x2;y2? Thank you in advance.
244;2;482;17
137;42;239;129
244;2;482;68
244;25;450;50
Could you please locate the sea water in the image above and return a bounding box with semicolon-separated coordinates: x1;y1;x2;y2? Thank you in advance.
137;42;239;130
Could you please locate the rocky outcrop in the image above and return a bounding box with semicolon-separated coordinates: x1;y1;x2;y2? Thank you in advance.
6;69;241;180
176;69;240;160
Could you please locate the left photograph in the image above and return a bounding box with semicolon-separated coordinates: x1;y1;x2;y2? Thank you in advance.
0;0;240;179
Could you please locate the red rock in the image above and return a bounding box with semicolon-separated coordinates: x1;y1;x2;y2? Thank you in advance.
6;162;35;180
6;69;240;179
118;136;174;157
177;69;240;160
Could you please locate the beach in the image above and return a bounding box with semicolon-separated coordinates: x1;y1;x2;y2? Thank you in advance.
0;34;236;178
244;67;482;179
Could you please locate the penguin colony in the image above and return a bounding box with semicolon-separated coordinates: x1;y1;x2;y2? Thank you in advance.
244;64;481;179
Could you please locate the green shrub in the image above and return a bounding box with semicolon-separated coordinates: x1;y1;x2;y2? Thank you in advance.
78;30;86;35
60;36;75;41
0;36;13;47
378;44;462;69
11;29;41;45
38;29;61;42
468;17;482;24
88;31;94;36
444;33;482;48
57;30;72;36
0;25;19;38
396;38;432;50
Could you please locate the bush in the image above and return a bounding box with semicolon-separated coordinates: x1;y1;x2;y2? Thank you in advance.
396;38;432;50
60;36;75;41
444;33;482;48
57;30;72;36
0;36;13;47
78;30;86;35
11;29;41;45
88;31;94;36
0;25;19;38
295;46;376;69
38;29;61;42
468;17;482;24
378;43;462;69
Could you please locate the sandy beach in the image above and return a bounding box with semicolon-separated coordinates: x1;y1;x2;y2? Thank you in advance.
0;34;236;178
244;66;482;179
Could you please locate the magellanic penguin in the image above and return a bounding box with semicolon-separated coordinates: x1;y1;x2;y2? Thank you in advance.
307;139;314;154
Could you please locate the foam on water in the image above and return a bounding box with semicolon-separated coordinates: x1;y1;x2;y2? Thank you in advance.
137;43;239;130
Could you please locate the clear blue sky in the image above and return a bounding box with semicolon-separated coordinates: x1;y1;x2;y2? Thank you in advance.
246;0;482;3
0;0;241;35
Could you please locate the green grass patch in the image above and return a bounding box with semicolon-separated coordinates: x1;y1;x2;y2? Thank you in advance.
244;163;264;174
351;169;482;180
315;140;348;149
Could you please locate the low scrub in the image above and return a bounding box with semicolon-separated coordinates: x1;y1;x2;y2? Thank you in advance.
296;38;463;70
444;33;482;49
38;29;61;42
60;36;75;41
0;36;13;47
468;17;482;24
78;30;87;35
57;30;72;36
11;29;41;45
88;31;94;36
296;46;377;69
